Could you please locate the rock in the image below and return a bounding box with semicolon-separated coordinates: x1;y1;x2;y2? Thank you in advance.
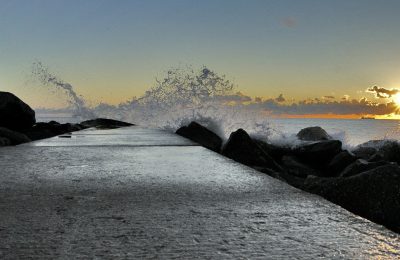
24;122;84;141
254;166;306;188
327;150;357;175
222;129;283;172
339;159;388;177
0;137;11;146
176;122;222;152
353;140;400;163
296;126;331;141
254;140;292;162
378;140;400;163
0;127;31;145
80;118;133;129
352;146;377;160
0;92;36;130
281;155;320;178
304;164;400;232
293;140;342;168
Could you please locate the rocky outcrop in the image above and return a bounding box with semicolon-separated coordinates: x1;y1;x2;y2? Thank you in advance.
339;159;389;177
0;127;31;145
80;118;133;129
176;122;222;152
0;92;135;147
281;155;320;178
0;92;35;130
296;126;331;141
24;122;84;141
254;140;292;162
292;140;342;169
222;129;283;172
352;140;400;164
0;137;11;146
327;150;357;176
304;164;400;232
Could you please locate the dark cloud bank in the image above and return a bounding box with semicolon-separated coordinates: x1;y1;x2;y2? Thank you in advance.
217;93;398;116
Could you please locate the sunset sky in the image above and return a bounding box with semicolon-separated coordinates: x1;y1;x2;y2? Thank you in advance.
1;0;400;117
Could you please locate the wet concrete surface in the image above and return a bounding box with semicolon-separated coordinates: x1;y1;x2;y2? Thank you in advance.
1;126;399;259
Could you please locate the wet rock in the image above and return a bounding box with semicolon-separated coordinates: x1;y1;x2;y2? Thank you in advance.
339;159;388;177
327;150;357;175
176;122;222;152
281;155;320;178
254;140;292;162
80;118;133;129
0;127;31;145
0;137;11;146
254;166;305;188
24;122;83;141
296;126;331;141
293;140;342;168
352;146;377;160
222;129;283;172
304;164;400;232
0;92;36;130
353;140;400;163
377;140;400;163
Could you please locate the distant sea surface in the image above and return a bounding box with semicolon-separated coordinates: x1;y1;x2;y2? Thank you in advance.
36;112;400;146
268;118;400;146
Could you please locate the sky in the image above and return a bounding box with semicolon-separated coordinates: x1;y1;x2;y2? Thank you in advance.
1;0;400;116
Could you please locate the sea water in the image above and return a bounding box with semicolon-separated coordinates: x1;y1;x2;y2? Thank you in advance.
35;111;400;147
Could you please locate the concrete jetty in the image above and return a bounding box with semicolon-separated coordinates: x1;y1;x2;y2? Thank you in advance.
1;126;399;259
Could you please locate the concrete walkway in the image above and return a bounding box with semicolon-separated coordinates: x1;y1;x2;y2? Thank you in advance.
0;126;399;259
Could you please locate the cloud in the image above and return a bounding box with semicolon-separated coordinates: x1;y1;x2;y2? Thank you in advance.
323;95;335;99
281;17;297;28
367;86;399;98
213;91;252;103
248;97;398;116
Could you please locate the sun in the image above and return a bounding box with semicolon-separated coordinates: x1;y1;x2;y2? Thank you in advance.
393;93;400;106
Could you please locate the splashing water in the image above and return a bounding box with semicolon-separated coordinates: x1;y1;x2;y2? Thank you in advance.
32;62;95;119
32;63;279;140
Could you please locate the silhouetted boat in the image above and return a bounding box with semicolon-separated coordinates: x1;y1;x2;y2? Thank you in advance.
361;116;375;119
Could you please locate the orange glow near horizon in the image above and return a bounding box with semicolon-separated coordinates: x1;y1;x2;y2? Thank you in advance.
274;114;361;119
273;113;400;120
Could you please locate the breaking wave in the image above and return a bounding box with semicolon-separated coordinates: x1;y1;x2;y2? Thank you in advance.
32;63;279;140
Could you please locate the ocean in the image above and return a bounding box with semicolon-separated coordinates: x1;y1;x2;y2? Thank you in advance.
36;112;400;147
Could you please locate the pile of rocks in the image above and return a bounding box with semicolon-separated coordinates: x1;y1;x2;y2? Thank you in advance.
0;92;133;146
177;121;400;233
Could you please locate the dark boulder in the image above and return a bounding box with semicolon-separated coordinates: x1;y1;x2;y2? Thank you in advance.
327;150;357;175
339;159;388;177
80;118;133;129
0;127;31;145
281;155;320;178
352;140;400;164
254;140;292;162
0;137;11;146
23;122;84;141
222;129;283;172
0;92;35;130
352;146;377;160
176;122;222;152
377;140;400;163
293;140;342;168
254;166;306;188
297;126;331;141
304;164;400;232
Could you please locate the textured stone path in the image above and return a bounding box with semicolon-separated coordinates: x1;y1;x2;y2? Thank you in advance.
0;126;399;259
